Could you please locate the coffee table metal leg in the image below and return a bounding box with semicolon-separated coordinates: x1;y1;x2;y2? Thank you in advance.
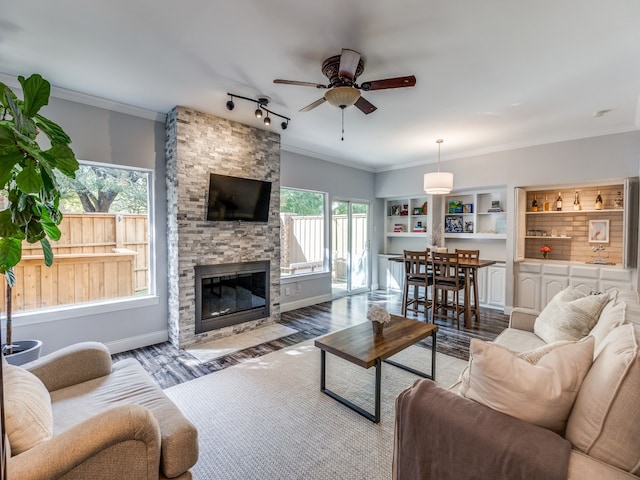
383;331;437;381
319;349;381;423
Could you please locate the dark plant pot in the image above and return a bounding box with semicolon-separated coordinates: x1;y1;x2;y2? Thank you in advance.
4;340;43;366
372;322;384;335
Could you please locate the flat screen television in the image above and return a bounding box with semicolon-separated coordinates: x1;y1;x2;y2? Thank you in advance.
206;173;272;222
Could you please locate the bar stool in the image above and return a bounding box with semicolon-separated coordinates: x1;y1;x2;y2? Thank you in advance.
455;249;480;322
401;249;432;321
431;251;465;329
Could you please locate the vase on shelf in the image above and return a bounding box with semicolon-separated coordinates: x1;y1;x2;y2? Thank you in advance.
543;252;548;259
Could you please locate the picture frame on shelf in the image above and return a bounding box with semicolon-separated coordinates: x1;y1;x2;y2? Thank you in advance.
588;219;609;243
445;216;463;233
413;207;422;215
391;205;401;216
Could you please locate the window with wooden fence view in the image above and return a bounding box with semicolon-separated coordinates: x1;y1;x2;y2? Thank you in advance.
0;162;151;313
280;188;327;277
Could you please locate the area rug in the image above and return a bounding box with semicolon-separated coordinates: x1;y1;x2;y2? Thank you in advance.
165;339;468;480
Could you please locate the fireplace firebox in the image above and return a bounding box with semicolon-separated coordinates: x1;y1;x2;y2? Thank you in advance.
195;261;270;333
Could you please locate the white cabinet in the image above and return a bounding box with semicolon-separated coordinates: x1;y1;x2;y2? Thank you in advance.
515;261;635;311
476;263;506;309
443;188;507;240
378;254;404;291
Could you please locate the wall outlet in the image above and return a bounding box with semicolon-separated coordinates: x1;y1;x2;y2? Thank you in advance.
285;287;291;296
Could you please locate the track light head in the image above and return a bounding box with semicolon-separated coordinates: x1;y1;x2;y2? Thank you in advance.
264;116;271;126
281;121;288;130
226;100;235;111
254;108;262;119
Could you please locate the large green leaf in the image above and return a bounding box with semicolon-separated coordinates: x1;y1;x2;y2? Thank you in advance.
41;221;60;241
15;162;44;193
45;144;78;177
0;237;23;270
25;220;45;243
18;74;51;118
0;83;18;109
34;114;71;145
0;123;15;147
0;210;24;238
0;146;22;189
40;238;53;266
4;268;16;288
5;94;36;137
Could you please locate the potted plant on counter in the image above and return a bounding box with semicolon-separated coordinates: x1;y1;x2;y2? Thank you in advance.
0;74;79;364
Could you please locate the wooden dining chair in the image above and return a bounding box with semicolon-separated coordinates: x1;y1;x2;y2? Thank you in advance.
431;251;465;329
455;249;480;322
401;249;432;321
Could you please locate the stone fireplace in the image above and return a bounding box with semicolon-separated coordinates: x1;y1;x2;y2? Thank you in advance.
165;107;281;347
195;261;270;333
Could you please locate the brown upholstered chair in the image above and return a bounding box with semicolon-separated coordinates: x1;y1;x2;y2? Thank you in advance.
431;251;465;329
455;249;480;322
401;249;432;320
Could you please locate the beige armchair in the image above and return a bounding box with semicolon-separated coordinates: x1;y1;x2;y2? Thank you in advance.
6;342;198;479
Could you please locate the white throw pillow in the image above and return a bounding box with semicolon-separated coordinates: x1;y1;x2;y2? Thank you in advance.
534;287;609;343
4;364;53;454
460;336;595;433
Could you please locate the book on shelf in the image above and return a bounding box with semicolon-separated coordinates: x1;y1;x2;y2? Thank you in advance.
393;224;405;232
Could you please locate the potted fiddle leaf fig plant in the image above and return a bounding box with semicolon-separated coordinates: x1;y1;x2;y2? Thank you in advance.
0;73;79;364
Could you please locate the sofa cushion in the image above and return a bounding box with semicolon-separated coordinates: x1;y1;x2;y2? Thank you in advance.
460;336;594;433
493;327;547;353
49;358;198;478
589;294;626;352
565;323;640;475
534;287;608;343
4;364;53;454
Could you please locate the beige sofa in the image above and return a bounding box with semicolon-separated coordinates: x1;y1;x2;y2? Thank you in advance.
394;288;640;480
5;342;198;480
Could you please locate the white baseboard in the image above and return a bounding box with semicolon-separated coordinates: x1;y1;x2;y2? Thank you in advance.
105;330;169;354
280;294;333;313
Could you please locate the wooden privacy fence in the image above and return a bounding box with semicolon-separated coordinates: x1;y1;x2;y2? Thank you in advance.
280;213;367;275
0;213;148;312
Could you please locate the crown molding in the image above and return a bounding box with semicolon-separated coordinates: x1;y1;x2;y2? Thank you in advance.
0;72;166;123
280;143;376;173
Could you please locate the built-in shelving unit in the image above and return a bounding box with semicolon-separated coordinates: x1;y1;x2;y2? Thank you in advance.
383;195;433;254
442;188;507;240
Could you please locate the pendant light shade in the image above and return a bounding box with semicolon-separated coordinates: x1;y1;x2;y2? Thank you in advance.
424;171;454;194
424;139;453;195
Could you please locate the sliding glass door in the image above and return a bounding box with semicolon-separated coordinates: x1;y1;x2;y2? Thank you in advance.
331;200;370;296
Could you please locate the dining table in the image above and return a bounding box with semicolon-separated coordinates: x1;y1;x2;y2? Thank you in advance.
388;254;497;328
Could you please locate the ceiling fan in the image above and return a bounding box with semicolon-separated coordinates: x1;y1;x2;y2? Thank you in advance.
274;48;416;115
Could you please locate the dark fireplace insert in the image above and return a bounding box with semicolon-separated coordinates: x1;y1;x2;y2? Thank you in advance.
195;261;270;333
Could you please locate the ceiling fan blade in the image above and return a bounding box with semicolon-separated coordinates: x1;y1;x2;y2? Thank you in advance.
300;97;327;112
274;79;327;89
360;75;416;91
354;96;377;115
338;49;361;81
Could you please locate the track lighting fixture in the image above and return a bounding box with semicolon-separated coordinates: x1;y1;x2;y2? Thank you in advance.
226;93;290;130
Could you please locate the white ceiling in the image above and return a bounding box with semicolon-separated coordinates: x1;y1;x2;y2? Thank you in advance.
2;0;640;171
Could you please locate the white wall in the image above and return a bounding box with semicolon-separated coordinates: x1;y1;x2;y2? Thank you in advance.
280;150;377;309
375;131;640;309
7;97;169;354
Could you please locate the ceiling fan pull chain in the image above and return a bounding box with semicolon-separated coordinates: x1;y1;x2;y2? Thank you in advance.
341;107;345;141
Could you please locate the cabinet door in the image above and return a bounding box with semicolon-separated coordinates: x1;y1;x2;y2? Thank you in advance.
541;275;569;307
476;267;488;306
487;265;506;308
516;273;541;310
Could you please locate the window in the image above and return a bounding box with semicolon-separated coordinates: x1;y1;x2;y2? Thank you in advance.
0;161;153;313
280;188;327;277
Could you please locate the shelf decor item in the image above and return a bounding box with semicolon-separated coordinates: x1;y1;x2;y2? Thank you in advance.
588;219;609;243
540;245;552;259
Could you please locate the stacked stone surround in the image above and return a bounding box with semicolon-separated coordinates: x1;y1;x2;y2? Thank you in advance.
165;107;281;347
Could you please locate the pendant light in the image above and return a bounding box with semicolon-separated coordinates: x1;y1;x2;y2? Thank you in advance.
424;139;453;195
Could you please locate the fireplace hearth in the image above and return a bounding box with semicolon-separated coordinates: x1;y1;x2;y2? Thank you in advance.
195;261;270;334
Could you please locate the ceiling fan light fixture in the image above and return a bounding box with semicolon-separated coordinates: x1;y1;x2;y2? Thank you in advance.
424;139;453;195
324;86;361;108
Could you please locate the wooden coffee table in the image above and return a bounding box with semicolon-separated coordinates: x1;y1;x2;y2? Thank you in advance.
314;315;438;423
